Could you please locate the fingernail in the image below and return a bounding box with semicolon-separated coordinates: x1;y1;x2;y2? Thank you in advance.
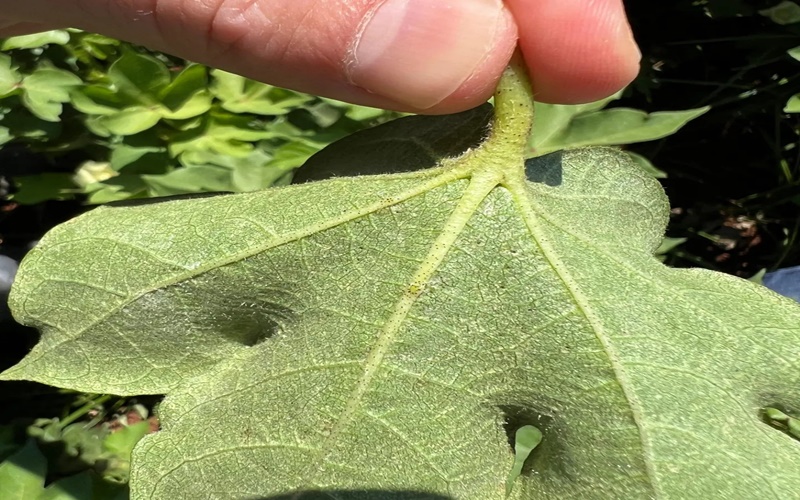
347;0;507;110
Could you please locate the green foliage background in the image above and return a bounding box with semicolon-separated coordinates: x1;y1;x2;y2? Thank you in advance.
0;30;398;205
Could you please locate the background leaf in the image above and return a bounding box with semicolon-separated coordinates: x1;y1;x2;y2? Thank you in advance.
19;68;82;122
0;31;70;51
759;1;800;24
529;105;709;157
785;93;800;112
107;53;170;105
210;70;311;116
11;174;76;204
0;54;21;96
0;439;46;500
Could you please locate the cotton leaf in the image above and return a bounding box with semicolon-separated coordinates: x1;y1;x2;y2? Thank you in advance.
529;104;708;157
3;63;800;500
0;30;70;51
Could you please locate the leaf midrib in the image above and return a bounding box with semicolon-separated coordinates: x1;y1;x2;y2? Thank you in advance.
523;189;795;370
504;176;662;497
11;169;465;379
295;170;503;492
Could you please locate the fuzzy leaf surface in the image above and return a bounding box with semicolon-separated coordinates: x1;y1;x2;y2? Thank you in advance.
3;66;800;499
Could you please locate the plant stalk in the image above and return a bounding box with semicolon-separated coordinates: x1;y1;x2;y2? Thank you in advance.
489;50;535;159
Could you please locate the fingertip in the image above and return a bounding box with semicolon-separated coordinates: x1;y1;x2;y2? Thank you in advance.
346;0;518;112
1;0;518;114
507;0;641;104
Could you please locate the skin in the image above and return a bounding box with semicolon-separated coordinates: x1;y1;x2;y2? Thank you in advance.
0;0;640;113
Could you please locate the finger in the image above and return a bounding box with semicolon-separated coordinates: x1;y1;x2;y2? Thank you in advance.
0;22;56;37
5;0;518;114
505;0;641;104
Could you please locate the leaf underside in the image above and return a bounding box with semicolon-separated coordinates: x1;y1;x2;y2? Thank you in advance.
3;73;800;499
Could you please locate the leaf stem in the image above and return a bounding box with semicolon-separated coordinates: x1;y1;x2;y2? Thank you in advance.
60;393;113;427
489;50;535;159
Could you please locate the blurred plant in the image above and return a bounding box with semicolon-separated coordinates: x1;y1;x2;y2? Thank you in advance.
528;91;708;178
0;394;156;498
616;0;800;276
0;30;396;205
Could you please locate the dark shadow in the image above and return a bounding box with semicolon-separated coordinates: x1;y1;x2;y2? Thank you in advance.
524;151;563;187
218;295;296;347
0;318;39;372
0;382;72;425
255;491;452;500
292;105;493;183
155;277;299;348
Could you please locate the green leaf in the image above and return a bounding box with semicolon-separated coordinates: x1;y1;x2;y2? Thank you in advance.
74;161;118;188
0;439;46;500
267;141;321;172
159;65;207;108
0;54;22;96
785;93;800;113
159;65;213;120
0;125;11;146
102;422;150;483
529;104;709;157
0;30;70;51
210;70;311;115
0;105;63;141
788;46;800;62
59;423;107;466
108;135;171;174
103;422;150;459
749;268;768;284
625;151;667;179
760;1;800;24
94;107;162;136
3;61;800;499
143;143;304;196
39;473;92;500
11;173;76;204
159;91;212;120
763;407;800;440
506;426;542;496
107;53;170;105
168;112;284;157
528;92;622;155
83;175;150;205
179;149;296;192
655;237;687;256
20;68;82;122
77;63;210;133
71;86;132;116
68;31;120;63
39;471;129;500
320;97;394;122
142;164;234;196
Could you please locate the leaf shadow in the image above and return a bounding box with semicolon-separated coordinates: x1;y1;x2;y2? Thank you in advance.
525;151;563;186
292;105;493;183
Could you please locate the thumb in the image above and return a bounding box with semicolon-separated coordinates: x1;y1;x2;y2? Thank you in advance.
5;0;518;114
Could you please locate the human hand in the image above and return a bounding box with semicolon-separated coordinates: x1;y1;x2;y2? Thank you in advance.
0;0;640;114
